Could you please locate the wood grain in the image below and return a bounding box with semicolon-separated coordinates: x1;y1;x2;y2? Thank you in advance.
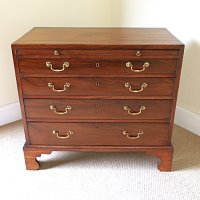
23;146;52;170
28;122;169;146
12;28;184;171
12;27;183;47
16;49;180;59
21;77;175;96
24;99;172;120
18;59;178;77
24;145;173;171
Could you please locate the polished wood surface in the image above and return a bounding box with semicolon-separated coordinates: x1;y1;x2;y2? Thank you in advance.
18;59;178;77
23;147;52;170
28;122;169;146
24;99;172;120
16;49;180;58
21;77;175;96
12;28;184;171
12;28;183;47
23;145;173;172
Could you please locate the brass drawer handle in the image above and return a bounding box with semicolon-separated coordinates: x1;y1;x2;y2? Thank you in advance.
53;130;73;139
46;61;69;72
48;82;70;92
125;82;147;93
50;105;72;115
124;106;145;115
126;62;149;72
123;131;144;139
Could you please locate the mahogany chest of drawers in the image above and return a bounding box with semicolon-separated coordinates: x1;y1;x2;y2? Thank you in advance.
12;28;184;171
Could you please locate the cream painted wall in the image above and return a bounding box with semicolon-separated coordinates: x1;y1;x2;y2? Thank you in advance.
0;0;200;115
0;0;112;106
113;0;200;114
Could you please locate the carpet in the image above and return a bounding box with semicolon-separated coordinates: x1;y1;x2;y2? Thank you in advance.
0;120;200;200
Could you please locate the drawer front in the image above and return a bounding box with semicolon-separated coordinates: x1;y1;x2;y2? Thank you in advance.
24;99;172;120
21;77;175;96
18;59;177;76
17;49;179;58
28;122;169;146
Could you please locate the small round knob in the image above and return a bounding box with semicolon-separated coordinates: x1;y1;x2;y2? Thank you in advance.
54;50;59;56
136;51;141;56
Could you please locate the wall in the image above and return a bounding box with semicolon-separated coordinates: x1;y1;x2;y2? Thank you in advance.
0;0;112;106
0;0;200;116
111;0;200;114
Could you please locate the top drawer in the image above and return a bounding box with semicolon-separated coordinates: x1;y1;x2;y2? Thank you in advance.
16;49;180;59
18;59;178;77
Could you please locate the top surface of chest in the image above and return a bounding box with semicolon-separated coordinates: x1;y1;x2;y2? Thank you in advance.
12;27;183;49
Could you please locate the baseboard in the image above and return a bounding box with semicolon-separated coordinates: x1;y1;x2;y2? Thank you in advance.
0;102;22;126
175;106;200;136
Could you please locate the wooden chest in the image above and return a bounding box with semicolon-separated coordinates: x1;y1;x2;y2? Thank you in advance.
12;28;184;171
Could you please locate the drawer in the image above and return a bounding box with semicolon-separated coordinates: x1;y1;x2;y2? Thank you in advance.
16;49;179;58
28;122;169;146
21;77;175;97
24;99;172;120
18;59;177;76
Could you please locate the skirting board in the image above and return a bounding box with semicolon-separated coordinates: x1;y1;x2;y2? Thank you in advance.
174;106;200;136
0;102;199;136
0;102;22;126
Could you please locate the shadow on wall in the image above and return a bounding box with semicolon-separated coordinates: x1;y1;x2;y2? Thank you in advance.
178;40;200;113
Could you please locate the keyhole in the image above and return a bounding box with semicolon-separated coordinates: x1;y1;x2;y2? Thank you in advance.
97;126;100;131
96;81;99;86
96;62;100;67
96;102;99;107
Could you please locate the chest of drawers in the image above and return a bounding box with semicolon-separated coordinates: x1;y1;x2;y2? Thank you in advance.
12;28;184;171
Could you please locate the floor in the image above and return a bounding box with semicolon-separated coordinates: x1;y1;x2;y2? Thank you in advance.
0;120;200;200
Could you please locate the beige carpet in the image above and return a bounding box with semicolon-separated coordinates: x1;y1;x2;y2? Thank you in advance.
0;120;200;200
